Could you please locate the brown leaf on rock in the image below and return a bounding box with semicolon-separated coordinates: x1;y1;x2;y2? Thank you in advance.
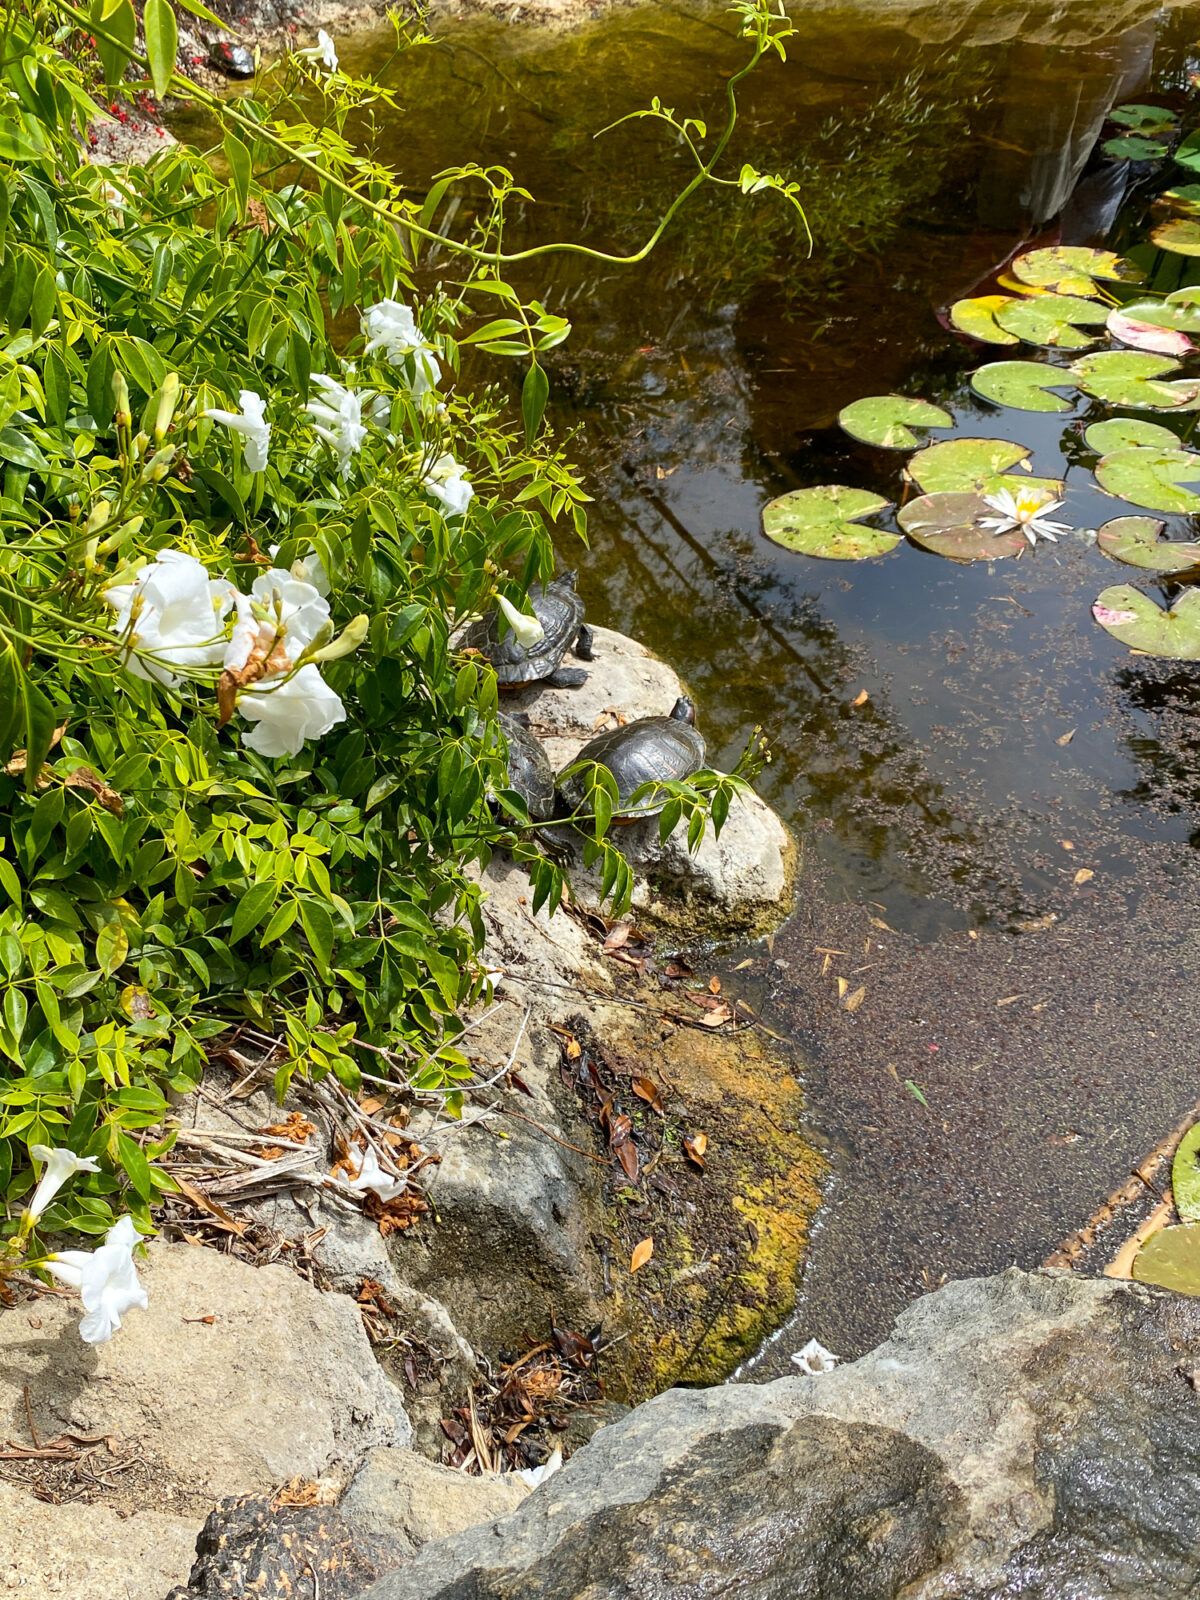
365;1189;429;1237
708;975;722;995
851;689;869;707
843;985;867;1013
603;922;634;952
630;1237;654;1274
608;1113;640;1182
697;1002;733;1028
1073;868;1095;886
631;1076;665;1114
683;1133;708;1170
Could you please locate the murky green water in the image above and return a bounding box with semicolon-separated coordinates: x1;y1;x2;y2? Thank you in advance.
337;0;1200;942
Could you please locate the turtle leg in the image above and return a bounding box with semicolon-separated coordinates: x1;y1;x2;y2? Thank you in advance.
574;624;596;661
546;665;588;689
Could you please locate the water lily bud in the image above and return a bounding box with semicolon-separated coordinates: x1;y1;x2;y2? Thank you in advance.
309;613;369;663
154;373;181;442
86;499;112;535
112;371;131;428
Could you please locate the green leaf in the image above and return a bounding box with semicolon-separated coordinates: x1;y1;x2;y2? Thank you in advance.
1070;350;1197;410
1092;584;1200;658
0;631;56;791
908;437;1027;495
89;0;136;87
144;0;179;98
299;900;334;968
1151;218;1200;256
223;132;251;222
1132;1222;1200;1294
760;485;898;561
970;360;1074;413
1094;447;1200;514
230;880;276;943
1109;103;1177;131
96;921;129;977
1173;1124;1200;1222
117;1130;154;1202
1010;246;1142;297
993;293;1108;349
1096;517;1200;574
1084;418;1180;454
1174;129;1200;174
898;492;1027;562
948;295;1019;346
521;361;549;445
1102;136;1168;161
836;394;952;450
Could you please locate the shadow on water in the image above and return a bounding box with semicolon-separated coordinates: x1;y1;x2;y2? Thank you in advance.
335;0;1200;1357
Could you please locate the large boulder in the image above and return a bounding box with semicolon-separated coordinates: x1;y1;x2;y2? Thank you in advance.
357;1270;1200;1599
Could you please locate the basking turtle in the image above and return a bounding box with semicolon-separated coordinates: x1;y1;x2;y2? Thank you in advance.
558;697;706;819
462;571;594;689
498;713;555;823
209;40;255;78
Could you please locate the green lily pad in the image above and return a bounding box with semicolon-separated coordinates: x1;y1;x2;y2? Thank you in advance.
1164;184;1200;214
1070;350;1192;409
1103;135;1168;161
1169;285;1200;306
1092;583;1200;657
1108;296;1200;335
1174;129;1200;174
762;485;898;560
908;438;1062;500
1110;103;1177;130
949;295;1020;345
993;293;1108;349
970;360;1074;413
1084;418;1180;453
1133;1222;1200;1294
898;492;1027;562
1094;447;1200;513
1173;1123;1200;1223
1151;218;1200;255
1010;246;1143;298
837;395;953;450
1096;516;1200;573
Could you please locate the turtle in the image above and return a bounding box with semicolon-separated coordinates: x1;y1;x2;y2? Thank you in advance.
497;712;555;822
209;40;256;78
462;571;594;689
558;696;706;819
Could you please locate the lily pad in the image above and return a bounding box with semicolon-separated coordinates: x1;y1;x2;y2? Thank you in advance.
1084;418;1180;453
970;360;1074;413
898;492;1026;562
1174;129;1200;175
1096;516;1200;573
1173;1123;1200;1223
1107;308;1193;356
1010;246;1143;298
949;295;1020;345
1132;1222;1200;1295
1070;350;1192;409
994;293;1109;349
837;395;953;450
1151;218;1200;255
908;438;1062;500
761;485;898;561
1092;583;1200;657
1108;295;1200;335
1102;135;1168;161
1164;184;1200;214
1095;447;1200;513
1109;103;1177;131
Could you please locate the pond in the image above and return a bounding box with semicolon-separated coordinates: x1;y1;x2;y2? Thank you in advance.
336;0;1200;1361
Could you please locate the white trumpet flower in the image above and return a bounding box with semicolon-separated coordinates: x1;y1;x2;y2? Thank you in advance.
298;28;338;70
344;1145;407;1203
46;1214;148;1345
361;299;441;397
979;486;1072;548
516;1449;562;1489
104;549;237;687
306;374;369;478
26;1145;102;1223
422;453;474;519
496;594;545;649
237;665;346;758
201;390;271;473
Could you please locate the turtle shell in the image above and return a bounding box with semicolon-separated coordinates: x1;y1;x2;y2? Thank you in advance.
560;713;706;816
498;714;555;822
461;573;583;685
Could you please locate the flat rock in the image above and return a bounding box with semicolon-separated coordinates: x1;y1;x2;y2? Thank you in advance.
357;1270;1200;1599
0;1240;410;1513
340;1448;530;1555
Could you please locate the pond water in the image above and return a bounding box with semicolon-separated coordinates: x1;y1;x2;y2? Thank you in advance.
335;0;1200;1360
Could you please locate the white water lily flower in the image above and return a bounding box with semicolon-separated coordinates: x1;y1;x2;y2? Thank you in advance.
104;549;237;687
790;1338;840;1375
423;454;474;518
46;1214;148;1345
344;1145;407;1203
237;664;346;758
516;1448;562;1489
361;299;441;397
979;486;1072;548
496;594;546;649
26;1145;102;1222
306;374;370;478
201;389;271;474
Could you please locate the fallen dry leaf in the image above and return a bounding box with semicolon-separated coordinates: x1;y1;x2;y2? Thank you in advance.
708;975;721;995
851;689;869;708
696;1002;733;1028
604;922;634;952
1060;840;1075;851
836;976;849;999
1073;868;1094;887
732;958;754;971
631;1076;665;1114
683;1132;708;1169
842;985;866;1013
630;1237;654;1274
1056;729;1076;746
996;993;1026;1007
867;915;896;934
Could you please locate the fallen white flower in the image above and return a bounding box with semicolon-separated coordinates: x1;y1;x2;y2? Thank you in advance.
46;1214;148;1345
790;1338;840;1375
344;1145;407;1203
104;549;237;687
496;594;546;650
517;1448;562;1489
979;486;1072;548
237;664;346;758
361;299;441;397
26;1145;102;1223
202;389;271;474
306;374;370;477
423;453;474;519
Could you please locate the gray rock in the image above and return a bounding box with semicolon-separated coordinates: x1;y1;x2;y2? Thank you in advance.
340;1449;530;1555
356;1270;1200;1599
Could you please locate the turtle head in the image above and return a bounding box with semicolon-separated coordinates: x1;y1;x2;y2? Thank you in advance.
554;568;579;591
670;695;697;725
